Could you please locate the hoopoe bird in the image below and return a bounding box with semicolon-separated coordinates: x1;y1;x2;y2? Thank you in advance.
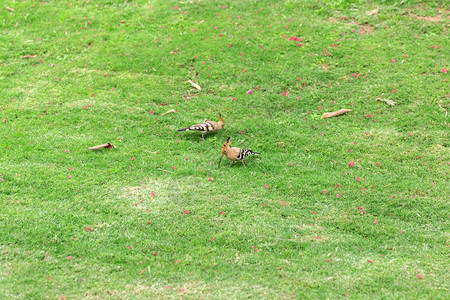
218;137;260;168
178;114;224;140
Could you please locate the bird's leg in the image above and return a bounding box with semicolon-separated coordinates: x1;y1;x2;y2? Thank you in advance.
242;160;246;168
201;133;205;140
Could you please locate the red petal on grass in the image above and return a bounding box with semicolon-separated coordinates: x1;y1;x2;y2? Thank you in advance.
46;277;51;279
312;211;316;214
441;68;448;73
153;252;157;256
264;184;269;188
149;109;154;115
367;260;373;263
2;250;7;254
326;259;330;263
68;168;74;171
348;162;355;167
375;163;380;166
250;246;256;249
139;270;145;274
374;220;378;225
208;178;213;181
183;210;189;215
336;194;341;198
322;190;327;194
126;246;132;249
66;256;72;260
254;249;260;252
86;227;92;232
416;274;422;279
314;236;321;239
150;192;156;197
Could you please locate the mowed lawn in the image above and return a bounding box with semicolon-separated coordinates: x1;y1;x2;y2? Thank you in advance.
0;0;449;298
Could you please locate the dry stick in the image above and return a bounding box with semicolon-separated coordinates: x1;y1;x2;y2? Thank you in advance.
188;80;202;90
321;109;352;119
88;143;116;150
161;109;179;115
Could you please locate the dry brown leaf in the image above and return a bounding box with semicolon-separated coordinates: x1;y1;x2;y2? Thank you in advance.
88;143;116;150
321;109;352;119
188;80;202;90
367;8;379;16
322;63;329;70
161;109;179;115
2;119;7;123
377;98;396;106
6;7;15;12
22;54;38;58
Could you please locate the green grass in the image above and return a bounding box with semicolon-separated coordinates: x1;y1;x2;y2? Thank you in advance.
1;0;449;298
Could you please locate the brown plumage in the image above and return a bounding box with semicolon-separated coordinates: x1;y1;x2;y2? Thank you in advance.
178;114;224;140
218;137;260;168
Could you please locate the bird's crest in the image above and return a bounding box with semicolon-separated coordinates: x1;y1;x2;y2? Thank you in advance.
221;137;230;155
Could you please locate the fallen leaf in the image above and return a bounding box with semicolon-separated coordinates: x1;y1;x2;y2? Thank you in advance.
188;80;201;90
367;8;379;15
321;109;352;119
2;119;6;123
22;54;38;58
377;98;396;106
6;7;15;12
88;143;116;150
161;109;179;115
120;20;126;23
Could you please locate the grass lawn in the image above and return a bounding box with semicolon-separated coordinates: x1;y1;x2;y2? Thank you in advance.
1;0;449;298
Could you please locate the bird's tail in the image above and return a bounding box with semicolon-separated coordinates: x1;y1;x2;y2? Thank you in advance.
178;127;190;132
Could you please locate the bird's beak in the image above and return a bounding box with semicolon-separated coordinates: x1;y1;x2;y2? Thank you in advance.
218;154;224;168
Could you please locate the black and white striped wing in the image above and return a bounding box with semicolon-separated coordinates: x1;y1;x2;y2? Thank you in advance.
238;149;260;161
189;121;216;133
